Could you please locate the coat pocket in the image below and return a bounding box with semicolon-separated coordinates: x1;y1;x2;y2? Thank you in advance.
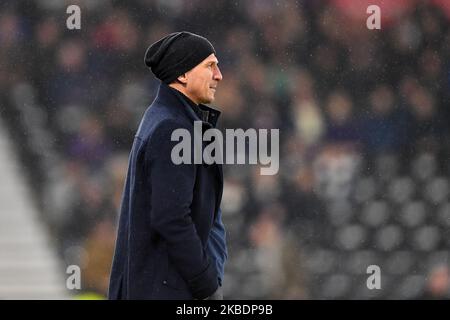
161;253;190;291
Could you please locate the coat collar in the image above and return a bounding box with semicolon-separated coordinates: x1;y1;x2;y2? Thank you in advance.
156;82;221;128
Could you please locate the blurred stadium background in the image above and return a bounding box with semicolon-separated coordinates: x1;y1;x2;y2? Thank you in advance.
0;0;449;299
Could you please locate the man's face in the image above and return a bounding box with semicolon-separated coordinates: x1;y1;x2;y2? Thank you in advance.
184;53;223;104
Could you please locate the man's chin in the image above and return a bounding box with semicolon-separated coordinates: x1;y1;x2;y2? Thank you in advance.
201;96;214;104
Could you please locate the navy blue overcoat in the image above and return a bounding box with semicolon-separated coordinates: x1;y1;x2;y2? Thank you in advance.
108;82;227;299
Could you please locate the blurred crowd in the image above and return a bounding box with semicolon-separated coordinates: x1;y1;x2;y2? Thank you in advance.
0;0;449;299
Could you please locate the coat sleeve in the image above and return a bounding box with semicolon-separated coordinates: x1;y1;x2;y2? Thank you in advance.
145;119;218;299
206;208;228;286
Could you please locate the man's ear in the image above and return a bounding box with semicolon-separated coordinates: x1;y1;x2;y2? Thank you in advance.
177;73;188;85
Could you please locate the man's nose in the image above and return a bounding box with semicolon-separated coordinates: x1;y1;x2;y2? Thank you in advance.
213;66;223;81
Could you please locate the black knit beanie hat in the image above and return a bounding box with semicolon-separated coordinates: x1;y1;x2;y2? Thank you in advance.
144;31;216;84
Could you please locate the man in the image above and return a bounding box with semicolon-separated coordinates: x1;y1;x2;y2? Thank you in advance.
108;31;227;300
